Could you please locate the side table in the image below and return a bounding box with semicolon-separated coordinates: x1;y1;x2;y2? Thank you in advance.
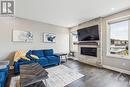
55;53;68;64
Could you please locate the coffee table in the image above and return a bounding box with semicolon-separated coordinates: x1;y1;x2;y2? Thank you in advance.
20;63;48;87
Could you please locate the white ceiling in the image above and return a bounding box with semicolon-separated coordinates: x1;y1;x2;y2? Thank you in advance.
15;0;130;28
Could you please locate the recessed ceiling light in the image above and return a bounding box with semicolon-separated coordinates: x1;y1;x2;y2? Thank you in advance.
111;8;115;10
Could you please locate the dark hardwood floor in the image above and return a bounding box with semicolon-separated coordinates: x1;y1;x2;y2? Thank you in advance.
6;59;130;87
64;59;130;87
5;68;16;87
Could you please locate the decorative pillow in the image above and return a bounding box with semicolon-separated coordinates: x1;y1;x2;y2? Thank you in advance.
21;56;30;61
14;52;21;62
30;55;39;59
14;50;28;62
44;49;53;56
26;55;33;60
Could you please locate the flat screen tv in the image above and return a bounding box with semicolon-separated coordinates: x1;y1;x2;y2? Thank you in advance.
77;25;99;41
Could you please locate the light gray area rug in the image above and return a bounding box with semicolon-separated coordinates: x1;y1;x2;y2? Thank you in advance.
10;65;84;87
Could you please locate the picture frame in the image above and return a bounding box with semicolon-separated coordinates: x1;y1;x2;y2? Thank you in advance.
13;30;33;43
43;33;56;43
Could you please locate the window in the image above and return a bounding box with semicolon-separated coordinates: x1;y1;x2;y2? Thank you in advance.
70;31;78;52
107;16;130;58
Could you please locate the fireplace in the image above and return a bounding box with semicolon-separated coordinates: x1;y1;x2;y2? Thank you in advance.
80;47;97;57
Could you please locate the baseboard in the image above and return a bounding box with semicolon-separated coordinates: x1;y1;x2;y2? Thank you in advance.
68;57;78;60
103;65;130;75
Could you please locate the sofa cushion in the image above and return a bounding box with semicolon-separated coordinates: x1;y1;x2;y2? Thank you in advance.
44;49;53;56
36;57;48;66
46;56;60;64
32;50;44;57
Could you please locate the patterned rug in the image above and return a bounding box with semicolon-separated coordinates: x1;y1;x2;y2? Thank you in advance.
10;65;84;87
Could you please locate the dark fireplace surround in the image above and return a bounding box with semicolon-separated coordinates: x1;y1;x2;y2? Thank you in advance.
80;47;97;57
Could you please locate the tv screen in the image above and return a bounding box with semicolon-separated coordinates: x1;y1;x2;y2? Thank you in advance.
77;25;99;41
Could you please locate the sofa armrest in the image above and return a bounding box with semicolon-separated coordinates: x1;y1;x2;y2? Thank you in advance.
14;61;36;74
0;61;9;65
53;54;60;58
0;61;9;73
13;62;20;74
0;68;8;73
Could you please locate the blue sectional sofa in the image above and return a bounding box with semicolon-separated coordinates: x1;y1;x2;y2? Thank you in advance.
14;49;60;74
0;62;9;87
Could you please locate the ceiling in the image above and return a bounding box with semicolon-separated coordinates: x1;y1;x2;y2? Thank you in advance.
15;0;130;28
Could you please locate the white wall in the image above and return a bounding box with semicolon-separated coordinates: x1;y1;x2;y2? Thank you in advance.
70;9;130;72
0;17;69;65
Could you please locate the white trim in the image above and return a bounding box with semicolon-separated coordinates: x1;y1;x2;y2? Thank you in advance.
128;18;130;60
106;20;111;58
103;65;130;75
106;54;130;60
99;18;103;65
106;15;130;59
107;15;130;23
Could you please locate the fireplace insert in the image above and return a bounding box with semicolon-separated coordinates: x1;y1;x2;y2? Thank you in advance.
81;47;97;57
